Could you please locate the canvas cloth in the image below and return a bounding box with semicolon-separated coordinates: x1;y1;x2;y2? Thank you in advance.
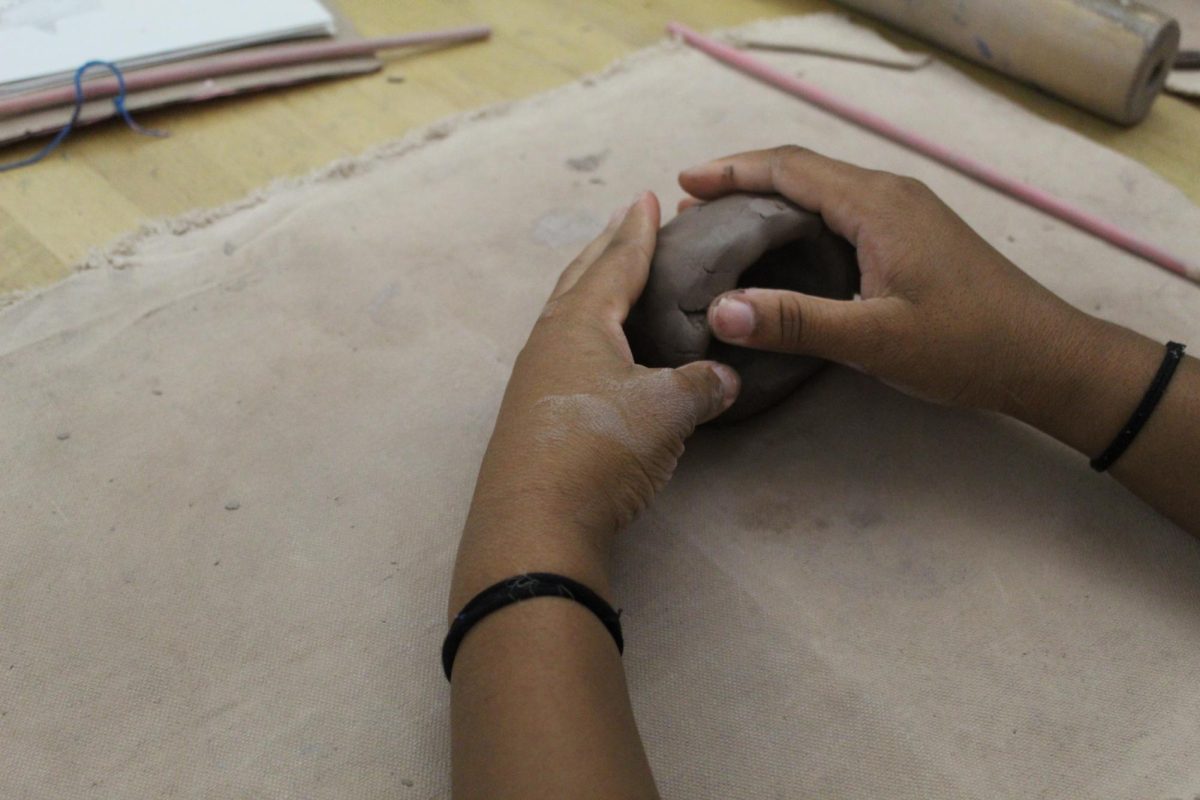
2;14;1199;799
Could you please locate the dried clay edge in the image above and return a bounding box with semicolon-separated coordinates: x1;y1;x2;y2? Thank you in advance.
0;35;708;312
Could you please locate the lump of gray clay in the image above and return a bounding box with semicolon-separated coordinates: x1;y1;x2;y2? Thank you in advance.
625;194;859;422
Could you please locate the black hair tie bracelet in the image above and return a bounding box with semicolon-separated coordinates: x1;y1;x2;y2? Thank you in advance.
1091;341;1186;472
442;573;623;681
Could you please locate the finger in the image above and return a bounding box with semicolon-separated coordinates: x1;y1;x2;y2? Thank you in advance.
677;146;881;244
708;288;906;366
570;191;662;322
547;202;630;301
676;196;703;214
666;361;740;427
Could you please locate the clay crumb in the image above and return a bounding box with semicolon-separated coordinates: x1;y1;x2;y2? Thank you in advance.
566;150;609;172
224;501;241;511
402;779;414;788
56;432;70;441
387;74;406;84
151;389;163;396
222;241;236;256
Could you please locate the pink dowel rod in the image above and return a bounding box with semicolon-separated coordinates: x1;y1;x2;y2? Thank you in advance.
667;21;1200;285
0;25;492;118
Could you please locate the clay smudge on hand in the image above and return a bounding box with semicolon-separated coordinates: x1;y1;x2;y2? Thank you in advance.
532;393;644;455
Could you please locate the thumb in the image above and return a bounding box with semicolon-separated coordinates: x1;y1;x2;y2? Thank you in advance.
708;289;899;364
667;361;741;427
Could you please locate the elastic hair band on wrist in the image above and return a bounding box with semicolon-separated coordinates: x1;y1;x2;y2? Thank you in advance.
442;573;623;681
1090;341;1186;472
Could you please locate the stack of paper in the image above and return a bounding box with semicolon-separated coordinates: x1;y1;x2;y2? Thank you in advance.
0;0;335;93
0;0;379;146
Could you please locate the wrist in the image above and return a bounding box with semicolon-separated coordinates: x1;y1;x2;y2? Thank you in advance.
994;297;1093;418
999;303;1163;458
449;489;616;622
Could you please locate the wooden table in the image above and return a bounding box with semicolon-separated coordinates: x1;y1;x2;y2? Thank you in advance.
2;0;1198;296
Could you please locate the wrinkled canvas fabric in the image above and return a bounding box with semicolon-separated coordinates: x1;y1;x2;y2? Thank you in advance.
3;15;1199;800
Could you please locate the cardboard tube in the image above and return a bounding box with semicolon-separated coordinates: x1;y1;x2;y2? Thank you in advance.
835;0;1180;125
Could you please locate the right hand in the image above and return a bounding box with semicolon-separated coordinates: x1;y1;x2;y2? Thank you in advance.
679;146;1095;414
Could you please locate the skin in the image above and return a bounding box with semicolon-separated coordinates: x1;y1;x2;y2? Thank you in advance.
448;192;737;800
448;147;1200;799
691;147;1199;534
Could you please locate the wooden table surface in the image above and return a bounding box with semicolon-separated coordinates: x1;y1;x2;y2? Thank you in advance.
2;0;1198;297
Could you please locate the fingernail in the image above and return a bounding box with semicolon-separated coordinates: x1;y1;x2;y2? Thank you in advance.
710;363;740;409
609;192;647;226
710;296;755;340
679;163;710;179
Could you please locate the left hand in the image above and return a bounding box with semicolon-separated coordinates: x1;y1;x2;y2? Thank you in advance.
462;192;740;569
447;193;732;798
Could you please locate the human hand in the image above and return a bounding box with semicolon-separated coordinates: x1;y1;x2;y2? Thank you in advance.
449;193;728;797
679;146;1095;414
465;192;739;556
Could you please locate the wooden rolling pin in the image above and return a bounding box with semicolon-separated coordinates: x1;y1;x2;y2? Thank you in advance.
835;0;1180;125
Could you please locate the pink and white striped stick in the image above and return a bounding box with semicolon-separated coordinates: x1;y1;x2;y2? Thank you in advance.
667;21;1200;286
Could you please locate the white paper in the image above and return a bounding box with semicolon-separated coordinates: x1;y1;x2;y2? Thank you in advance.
0;0;334;93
